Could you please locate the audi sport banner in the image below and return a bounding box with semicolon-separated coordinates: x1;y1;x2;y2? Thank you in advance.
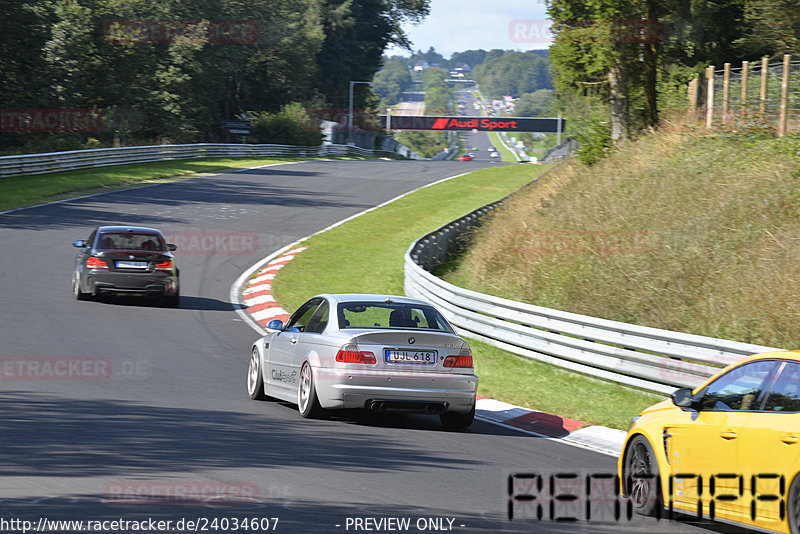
380;115;566;133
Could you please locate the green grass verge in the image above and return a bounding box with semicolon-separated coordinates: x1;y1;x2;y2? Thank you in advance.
0;156;315;212
272;164;540;301
271;163;665;429
472;340;662;428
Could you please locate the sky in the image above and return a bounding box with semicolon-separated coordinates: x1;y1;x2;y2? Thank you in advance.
385;0;553;59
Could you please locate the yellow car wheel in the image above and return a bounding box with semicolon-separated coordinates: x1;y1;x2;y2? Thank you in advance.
623;435;661;516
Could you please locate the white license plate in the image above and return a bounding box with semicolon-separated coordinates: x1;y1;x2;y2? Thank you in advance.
385;349;437;365
115;261;148;269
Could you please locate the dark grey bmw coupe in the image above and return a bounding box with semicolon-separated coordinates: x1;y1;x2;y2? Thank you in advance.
72;225;180;306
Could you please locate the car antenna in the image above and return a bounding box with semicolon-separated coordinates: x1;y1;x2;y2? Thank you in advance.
384;297;393;304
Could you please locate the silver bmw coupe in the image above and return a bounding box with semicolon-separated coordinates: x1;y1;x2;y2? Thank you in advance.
247;293;478;429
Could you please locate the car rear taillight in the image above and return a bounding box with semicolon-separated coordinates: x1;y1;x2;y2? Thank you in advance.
336;343;376;364
444;343;473;368
443;355;473;368
154;259;173;270
87;257;108;269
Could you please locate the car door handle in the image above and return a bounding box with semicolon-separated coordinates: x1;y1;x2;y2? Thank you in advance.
781;435;799;445
720;431;738;440
290;338;297;344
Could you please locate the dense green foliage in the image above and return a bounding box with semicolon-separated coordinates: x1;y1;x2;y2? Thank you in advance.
250;103;325;146
371;57;414;107
547;0;799;148
472;50;552;98
514;89;554;117
0;0;429;153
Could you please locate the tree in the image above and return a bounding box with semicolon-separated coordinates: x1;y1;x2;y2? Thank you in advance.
313;0;429;109
372;56;413;107
250;103;324;146
515;90;554;117
473;51;551;98
450;49;487;69
736;0;799;57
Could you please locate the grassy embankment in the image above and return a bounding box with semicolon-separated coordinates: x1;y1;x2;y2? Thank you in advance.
444;128;800;350
271;163;665;429
0;157;325;212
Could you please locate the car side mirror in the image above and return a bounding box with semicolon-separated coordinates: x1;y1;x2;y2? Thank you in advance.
167;244;177;251
671;387;697;409
266;319;284;331
72;240;88;248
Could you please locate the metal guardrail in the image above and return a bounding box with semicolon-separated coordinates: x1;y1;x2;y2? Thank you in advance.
404;203;781;395
0;143;416;178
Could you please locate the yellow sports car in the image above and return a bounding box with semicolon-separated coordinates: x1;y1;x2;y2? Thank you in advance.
619;351;800;534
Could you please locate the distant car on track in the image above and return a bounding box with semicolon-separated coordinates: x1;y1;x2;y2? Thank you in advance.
490;151;499;158
72;225;180;306
619;350;800;534
459;154;474;161
247;294;478;429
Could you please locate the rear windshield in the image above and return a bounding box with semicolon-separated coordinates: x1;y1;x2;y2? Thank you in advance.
97;232;166;251
337;302;453;332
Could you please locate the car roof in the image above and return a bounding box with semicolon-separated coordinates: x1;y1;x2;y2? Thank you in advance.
96;225;164;235
738;350;800;364
315;293;433;307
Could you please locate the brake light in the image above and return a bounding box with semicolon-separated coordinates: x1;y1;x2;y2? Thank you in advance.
443;355;473;368
336;344;376;364
154;259;173;270
86;257;108;269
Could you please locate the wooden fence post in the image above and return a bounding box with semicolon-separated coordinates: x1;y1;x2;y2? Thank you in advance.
760;56;769;115
741;61;749;125
706;65;715;129
778;54;790;137
688;77;699;122
723;63;731;127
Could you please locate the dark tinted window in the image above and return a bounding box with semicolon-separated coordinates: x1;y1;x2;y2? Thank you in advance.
304;300;329;334
97;232;166;251
698;360;779;411
762;362;800;412
337;302;453;332
287;299;322;332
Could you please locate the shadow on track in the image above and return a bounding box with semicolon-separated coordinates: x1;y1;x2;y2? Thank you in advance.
0;391;476;478
0;177;363;230
92;294;232;312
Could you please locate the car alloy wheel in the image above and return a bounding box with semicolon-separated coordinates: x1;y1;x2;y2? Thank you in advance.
298;362;324;418
625;435;661;516
248;346;267;400
73;272;89;300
